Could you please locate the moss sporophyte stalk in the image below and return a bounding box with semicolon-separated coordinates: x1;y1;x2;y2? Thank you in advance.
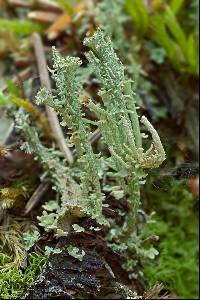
16;29;165;264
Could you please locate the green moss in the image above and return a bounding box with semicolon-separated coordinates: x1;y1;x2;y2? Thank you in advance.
0;253;46;299
142;180;199;299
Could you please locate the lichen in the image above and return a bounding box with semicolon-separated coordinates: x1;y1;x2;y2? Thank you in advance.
66;245;85;261
16;29;165;275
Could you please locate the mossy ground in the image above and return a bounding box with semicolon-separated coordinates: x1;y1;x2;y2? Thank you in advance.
142;180;199;299
0;253;46;299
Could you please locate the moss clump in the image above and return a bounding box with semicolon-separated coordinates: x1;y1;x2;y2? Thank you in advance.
0;253;46;299
142;180;199;299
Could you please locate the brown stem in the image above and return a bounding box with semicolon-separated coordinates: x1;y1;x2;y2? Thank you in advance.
24;182;51;215
7;0;62;12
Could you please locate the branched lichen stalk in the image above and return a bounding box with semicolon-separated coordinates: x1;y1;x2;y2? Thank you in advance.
36;48;106;225
16;29;165;244
84;29;165;239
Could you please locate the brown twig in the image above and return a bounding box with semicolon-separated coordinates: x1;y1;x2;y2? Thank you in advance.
31;32;74;165
90;128;101;145
1;67;32;92
7;0;31;8
24;182;51;215
36;0;62;12
28;11;60;24
7;0;62;13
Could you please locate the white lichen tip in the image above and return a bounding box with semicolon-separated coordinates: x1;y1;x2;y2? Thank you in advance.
52;46;82;70
140;116;166;168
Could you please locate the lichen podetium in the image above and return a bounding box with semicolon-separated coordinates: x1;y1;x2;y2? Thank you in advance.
16;29;165;270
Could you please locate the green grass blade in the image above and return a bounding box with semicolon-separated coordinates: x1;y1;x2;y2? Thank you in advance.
170;0;184;15
186;33;199;74
0;19;45;36
151;14;179;67
125;0;149;36
164;6;187;54
54;0;79;14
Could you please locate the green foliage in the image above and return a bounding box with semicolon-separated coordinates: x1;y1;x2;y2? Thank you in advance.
188;0;199;27
169;0;184;14
0;253;46;299
125;0;149;36
0;19;45;37
0;83;22;107
142;180;199;299
125;0;199;75
54;0;79;14
144;41;167;64
164;6;187;53
6;81;22;98
151;6;199;74
0;91;11;106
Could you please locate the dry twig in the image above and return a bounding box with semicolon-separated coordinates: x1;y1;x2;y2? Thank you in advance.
28;11;60;24
24;182;51;215
7;0;62;12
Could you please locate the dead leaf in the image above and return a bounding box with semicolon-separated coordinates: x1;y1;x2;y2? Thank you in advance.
46;0;85;40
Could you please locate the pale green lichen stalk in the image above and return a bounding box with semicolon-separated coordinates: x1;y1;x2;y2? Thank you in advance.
16;29;165;244
95;0;127;54
84;29;165;238
36;48;105;225
15;112;106;236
